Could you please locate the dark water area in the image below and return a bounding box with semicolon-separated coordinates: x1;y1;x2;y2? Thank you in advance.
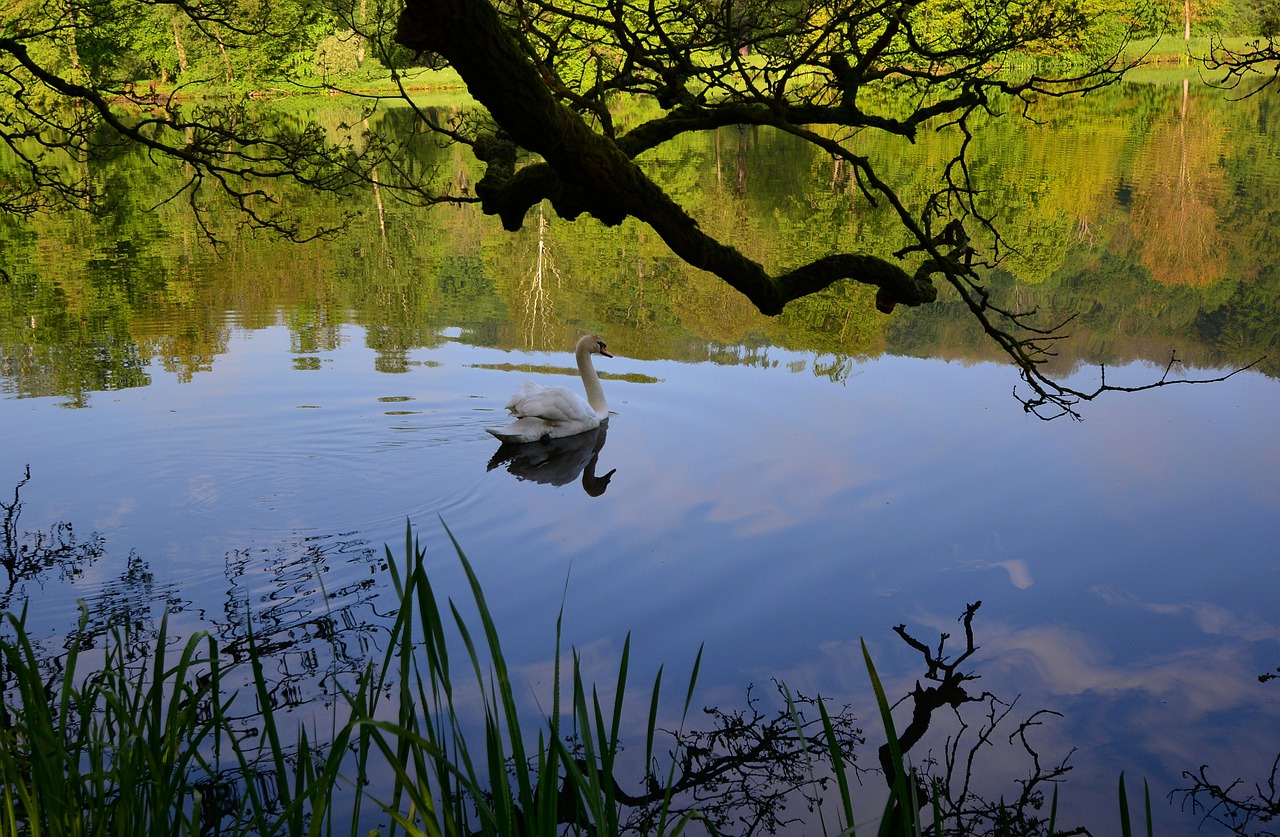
2;76;1280;834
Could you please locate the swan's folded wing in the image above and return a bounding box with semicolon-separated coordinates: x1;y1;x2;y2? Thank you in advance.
502;381;543;413
504;382;595;424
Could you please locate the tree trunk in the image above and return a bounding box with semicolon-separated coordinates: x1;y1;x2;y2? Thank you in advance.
216;34;234;83
173;19;188;73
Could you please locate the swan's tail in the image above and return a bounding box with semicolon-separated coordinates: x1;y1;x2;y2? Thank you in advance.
486;424;548;444
485;426;519;442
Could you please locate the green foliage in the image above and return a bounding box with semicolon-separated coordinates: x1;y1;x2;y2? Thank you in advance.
1117;773;1155;837
0;606;224;835
313;30;367;80
1124;0;1238;36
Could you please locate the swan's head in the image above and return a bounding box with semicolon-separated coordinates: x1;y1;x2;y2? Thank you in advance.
584;334;613;358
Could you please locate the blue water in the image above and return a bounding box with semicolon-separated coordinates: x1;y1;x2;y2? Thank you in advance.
5;321;1279;834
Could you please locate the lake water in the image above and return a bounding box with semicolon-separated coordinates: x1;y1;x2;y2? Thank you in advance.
2;75;1279;834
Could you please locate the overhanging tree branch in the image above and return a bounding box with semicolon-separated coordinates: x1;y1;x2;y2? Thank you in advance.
395;0;952;315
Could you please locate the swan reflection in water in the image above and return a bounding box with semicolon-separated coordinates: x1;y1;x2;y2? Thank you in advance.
486;419;616;496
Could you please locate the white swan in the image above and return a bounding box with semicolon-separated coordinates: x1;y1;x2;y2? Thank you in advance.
486;334;613;444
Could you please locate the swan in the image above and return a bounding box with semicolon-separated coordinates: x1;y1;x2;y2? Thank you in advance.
486;334;613;444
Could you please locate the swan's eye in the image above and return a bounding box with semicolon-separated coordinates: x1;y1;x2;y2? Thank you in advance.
597;341;607;351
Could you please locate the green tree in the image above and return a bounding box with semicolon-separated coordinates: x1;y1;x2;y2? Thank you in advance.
1128;0;1234;36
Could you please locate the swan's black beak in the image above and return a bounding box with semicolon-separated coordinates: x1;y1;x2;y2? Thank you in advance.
598;341;613;358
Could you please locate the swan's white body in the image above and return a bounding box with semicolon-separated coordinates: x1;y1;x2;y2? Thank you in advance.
486;335;613;444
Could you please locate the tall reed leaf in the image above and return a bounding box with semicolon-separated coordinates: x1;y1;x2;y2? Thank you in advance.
861;640;913;837
817;699;856;836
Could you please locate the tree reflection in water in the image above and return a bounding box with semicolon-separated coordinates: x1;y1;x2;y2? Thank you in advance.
0;475;1120;834
0;466;171;669
0;468;397;822
214;532;389;715
1176;671;1280;834
1;465;106;611
1;467;388;722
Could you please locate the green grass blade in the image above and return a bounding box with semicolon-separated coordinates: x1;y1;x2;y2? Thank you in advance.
644;664;664;776
818;699;856;836
1119;771;1133;837
441;521;534;810
1144;777;1153;837
682;644;703;718
609;634;630;756
862;639;911;837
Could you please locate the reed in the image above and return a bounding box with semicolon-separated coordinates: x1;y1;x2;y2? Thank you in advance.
0;523;1146;836
0;603;225;836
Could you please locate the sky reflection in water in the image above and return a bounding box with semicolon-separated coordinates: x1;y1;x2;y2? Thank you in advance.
4;325;1278;834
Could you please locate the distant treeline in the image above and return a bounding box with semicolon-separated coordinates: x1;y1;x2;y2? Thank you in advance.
7;0;1276;98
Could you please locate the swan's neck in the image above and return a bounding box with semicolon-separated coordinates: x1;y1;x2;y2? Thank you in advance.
577;343;608;417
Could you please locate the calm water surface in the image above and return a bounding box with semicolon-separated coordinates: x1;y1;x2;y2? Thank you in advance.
2;77;1280;834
